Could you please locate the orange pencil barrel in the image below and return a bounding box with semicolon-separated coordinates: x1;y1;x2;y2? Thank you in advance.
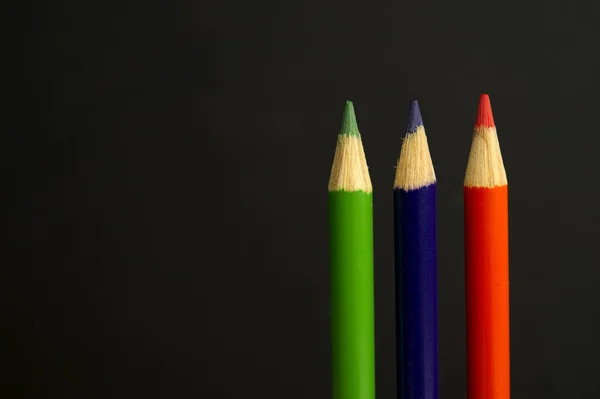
464;94;510;399
465;186;509;399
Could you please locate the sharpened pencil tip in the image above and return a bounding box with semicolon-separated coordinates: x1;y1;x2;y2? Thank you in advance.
340;101;360;137
475;94;495;128
406;100;423;134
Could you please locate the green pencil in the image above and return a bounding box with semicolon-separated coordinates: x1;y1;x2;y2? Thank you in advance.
328;101;375;399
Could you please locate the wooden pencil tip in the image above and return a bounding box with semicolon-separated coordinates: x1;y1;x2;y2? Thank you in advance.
406;100;424;134
475;94;495;128
339;101;360;137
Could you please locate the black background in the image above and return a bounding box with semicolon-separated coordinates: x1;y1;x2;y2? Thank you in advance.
6;0;600;398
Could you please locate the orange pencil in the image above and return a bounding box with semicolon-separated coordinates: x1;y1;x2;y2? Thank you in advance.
464;94;510;399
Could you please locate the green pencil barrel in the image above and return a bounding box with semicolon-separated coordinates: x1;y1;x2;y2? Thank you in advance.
328;190;375;399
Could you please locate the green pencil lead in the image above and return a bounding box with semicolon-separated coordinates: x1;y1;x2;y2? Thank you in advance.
339;101;360;137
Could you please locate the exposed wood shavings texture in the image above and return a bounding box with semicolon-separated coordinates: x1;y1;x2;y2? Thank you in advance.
328;135;372;193
464;126;507;188
394;126;436;191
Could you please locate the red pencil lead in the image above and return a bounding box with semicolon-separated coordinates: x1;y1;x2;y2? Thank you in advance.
475;94;495;128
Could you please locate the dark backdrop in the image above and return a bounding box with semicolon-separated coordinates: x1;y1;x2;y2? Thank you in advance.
6;0;600;398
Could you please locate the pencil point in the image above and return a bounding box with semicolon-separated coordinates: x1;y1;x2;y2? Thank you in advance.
340;101;360;137
466;94;506;187
406;100;423;134
475;94;495;128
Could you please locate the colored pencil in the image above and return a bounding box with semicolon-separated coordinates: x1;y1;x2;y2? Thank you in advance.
328;101;375;399
394;100;438;399
464;94;510;399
